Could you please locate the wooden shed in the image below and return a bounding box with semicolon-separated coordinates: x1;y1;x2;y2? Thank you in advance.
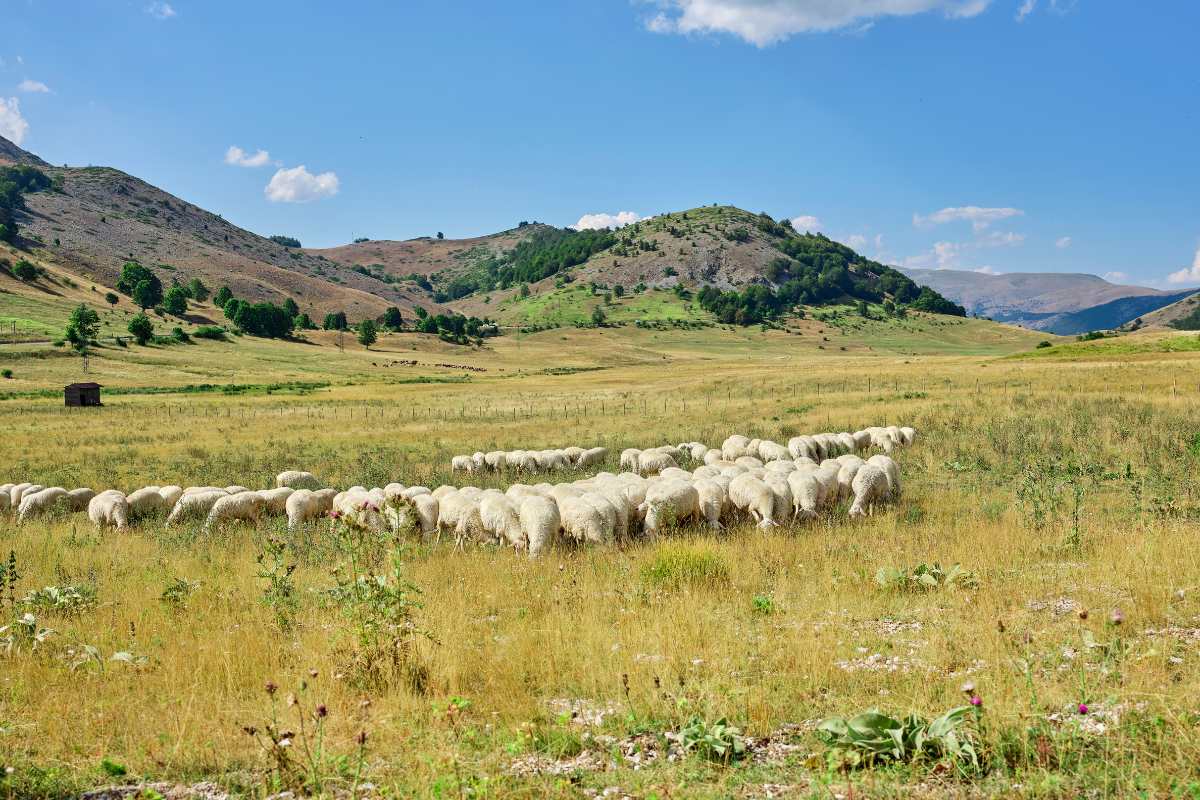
64;382;103;407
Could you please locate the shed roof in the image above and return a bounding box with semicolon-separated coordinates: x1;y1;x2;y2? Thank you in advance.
65;383;103;390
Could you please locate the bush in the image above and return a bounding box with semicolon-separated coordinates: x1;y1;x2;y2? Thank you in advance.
193;325;227;341
1037;340;1052;349
171;326;191;343
1;369;12;379
269;235;301;248
816;706;981;772
163;285;189;316
128;314;154;345
13;259;37;281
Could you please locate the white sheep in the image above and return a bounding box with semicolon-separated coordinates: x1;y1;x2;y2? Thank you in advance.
849;464;891;518
619;449;642;472
899;426;917;446
451;455;475;474
577;447;609;470
18;487;68;522
158;486;184;508
640;480;700;535
66;488;96;512
868;454;901;497
836;459;866;501
519;495;560;558
88;490;130;531
787;470;823;522
205;492;265;530
285;488;337;530
167;489;228;525
693;478;727;529
276;470;322;490
728;474;778;528
558;495;611;544
13;484;44;508
225;485;250;495
257;487;295;516
761;473;793;525
638;450;678;476
436;490;485;546
127;486;169;517
480;493;525;550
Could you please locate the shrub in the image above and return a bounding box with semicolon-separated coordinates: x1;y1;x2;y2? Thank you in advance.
816;706;981;772
163;285;189;316
128;314;154;345
1036;340;1052;349
1;369;12;379
13;259;37;281
193;325;227;341
675;717;747;763
269;235;301;248
875;562;978;592
171;326;191;343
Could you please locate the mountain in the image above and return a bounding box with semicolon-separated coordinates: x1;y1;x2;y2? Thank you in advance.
1120;291;1200;332
901;268;1190;333
3;135;965;326
0;135;438;319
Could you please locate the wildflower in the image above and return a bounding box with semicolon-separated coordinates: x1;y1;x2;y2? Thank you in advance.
1110;609;1124;626
287;693;298;707
1078;703;1089;715
278;737;292;748
315;704;328;718
356;730;369;745
309;669;319;678
265;681;278;695
996;619;1006;633
242;725;258;737
1078;608;1088;620
360;699;372;709
960;681;976;695
970;695;983;708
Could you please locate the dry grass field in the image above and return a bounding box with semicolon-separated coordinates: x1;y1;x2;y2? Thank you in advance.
3;322;1200;799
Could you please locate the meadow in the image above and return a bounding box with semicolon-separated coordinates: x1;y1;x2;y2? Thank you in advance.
3;322;1200;799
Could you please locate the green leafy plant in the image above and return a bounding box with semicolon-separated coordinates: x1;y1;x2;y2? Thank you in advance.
256;537;299;632
675;716;747;763
875;562;978;592
20;585;97;617
816;706;980;772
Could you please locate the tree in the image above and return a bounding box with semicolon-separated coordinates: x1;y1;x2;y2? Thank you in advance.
232;302;294;339
382;306;404;330
282;297;300;319
322;311;348;331
65;304;100;352
519;283;530;298
13;260;37;281
105;291;119;307
128;313;154;345
413;306;428;320
163;285;189;316
614;284;625;298
132;277;163;309
187;277;209;302
293;313;314;330
591;306;607;326
116;262;161;299
436;232;444;240
269;235;302;248
357;319;378;348
213;286;233;308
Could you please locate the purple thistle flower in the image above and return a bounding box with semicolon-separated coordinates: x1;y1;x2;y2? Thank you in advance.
970;695;983;707
1078;703;1089;715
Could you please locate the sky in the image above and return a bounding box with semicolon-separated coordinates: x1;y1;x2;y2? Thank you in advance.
2;0;1198;286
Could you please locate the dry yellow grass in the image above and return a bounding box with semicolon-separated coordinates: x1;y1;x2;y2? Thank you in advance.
3;326;1200;798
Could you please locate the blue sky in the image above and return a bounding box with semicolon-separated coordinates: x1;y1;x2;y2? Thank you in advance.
3;0;1197;285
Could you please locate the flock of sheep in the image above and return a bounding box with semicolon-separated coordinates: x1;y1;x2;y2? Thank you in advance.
1;425;914;558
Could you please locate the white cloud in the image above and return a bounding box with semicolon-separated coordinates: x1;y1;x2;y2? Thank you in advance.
224;145;273;168
145;2;176;20
976;230;1025;247
572;211;643;230
1055;236;1072;249
1016;0;1036;21
1167;247;1200;285
913;205;1024;232
1102;271;1129;283
264;165;340;203
0;96;29;145
974;265;1001;275
17;79;50;94
643;0;992;46
790;214;821;232
844;234;868;250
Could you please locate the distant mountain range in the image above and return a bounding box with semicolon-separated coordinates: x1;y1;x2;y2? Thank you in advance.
900;268;1195;335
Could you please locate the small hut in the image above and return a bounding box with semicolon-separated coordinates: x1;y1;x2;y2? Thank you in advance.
64;382;102;407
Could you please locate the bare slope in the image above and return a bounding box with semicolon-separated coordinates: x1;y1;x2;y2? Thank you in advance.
1;135;438;319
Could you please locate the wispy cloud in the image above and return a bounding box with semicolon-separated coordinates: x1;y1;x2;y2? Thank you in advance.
265;165;340;203
1055;236;1072;249
17;79;50;94
1016;0;1037;21
0;96;29;145
914;205;1024;232
642;0;992;47
1102;271;1129;283
224;145;273;168
145;2;177;20
790;214;821;232
572;211;643;230
1167;247;1200;285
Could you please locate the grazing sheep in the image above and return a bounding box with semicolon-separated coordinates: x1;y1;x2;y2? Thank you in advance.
836;459;866;501
13;484;44;508
158;486;184;508
225;485;250;495
431;485;458;502
205;492;265;530
127;486;169;517
519;495;561;558
451;455;475;474
66;488;96;512
18;487;69;522
761;473;794;525
640;481;700;535
257;487;295;516
728;474;778;529
577;446;609;470
437;490;485;546
285;488;337;530
88;490;130;531
619;449;642;472
899;426;917;446
868;454;901;497
703;449;725;466
559;495;611;544
167;489;228;525
638;450;678;476
787;470;823;522
276;470;321;490
563;446;585;466
758;441;790;463
849;464;891;518
481;493;525;550
484;451;507;471
693;478;727;529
